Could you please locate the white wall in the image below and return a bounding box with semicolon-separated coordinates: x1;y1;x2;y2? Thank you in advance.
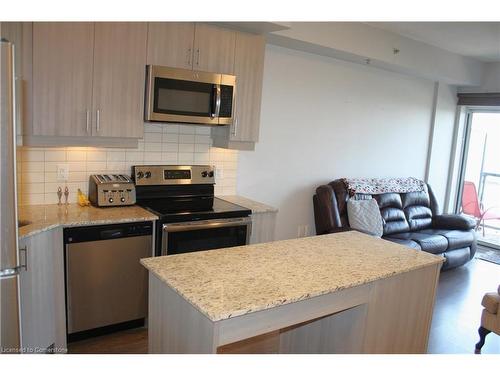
237;45;435;241
459;62;500;93
270;22;483;86
425;82;458;213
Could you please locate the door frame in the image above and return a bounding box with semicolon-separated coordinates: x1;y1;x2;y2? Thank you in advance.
454;107;500;250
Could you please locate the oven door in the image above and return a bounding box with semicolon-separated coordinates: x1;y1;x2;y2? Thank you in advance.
162;217;252;256
145;65;223;125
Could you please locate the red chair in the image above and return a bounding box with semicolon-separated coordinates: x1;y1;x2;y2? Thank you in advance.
461;181;500;236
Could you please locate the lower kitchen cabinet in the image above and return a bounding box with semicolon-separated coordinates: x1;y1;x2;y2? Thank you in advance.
250;211;277;244
18;228;67;353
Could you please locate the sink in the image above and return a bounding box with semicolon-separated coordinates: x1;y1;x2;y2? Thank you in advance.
18;220;31;228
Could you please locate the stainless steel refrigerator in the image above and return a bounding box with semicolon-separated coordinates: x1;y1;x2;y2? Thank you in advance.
0;38;21;353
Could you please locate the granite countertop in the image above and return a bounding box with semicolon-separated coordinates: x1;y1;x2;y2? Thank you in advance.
18;204;158;239
217;195;278;214
141;231;444;322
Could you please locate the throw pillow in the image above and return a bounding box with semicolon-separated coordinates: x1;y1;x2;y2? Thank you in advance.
346;198;383;237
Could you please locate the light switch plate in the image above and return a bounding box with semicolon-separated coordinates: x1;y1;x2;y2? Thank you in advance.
214;167;224;179
57;164;69;182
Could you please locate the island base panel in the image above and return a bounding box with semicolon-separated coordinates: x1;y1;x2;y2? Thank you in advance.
148;263;441;354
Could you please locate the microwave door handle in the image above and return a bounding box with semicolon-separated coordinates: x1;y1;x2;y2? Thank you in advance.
215;84;222;118
210;84;217;119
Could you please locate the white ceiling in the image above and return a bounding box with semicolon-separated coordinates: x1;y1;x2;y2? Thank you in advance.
368;22;500;63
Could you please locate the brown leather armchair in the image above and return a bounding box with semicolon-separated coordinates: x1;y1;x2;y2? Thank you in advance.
475;284;500;353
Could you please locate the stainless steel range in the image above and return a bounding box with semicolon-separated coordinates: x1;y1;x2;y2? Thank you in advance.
133;165;252;256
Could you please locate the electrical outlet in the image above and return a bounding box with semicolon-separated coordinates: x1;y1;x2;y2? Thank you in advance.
297;224;310;238
214;167;223;179
297;225;303;238
57;164;69;182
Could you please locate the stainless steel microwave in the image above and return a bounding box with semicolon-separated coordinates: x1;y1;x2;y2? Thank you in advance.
144;65;235;126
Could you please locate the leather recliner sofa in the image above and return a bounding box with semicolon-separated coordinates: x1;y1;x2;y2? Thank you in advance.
313;179;477;270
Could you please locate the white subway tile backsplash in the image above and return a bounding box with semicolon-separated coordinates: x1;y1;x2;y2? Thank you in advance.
107;151;126;161
107;161;127;171
162;143;178;152
163;133;179;143
67;150;87;161
144;132;162;143
17;124;238;204
22;193;45;205
23;172;44;183
126;151;144;162
194;153;209;163
178;153;194;163
67;161;87;172
144;152;162;162
194;143;210;153
144;142;163;152
44;150;66;162
179;134;195;143
22;149;44;162
162;152;178;163
22;162;44;173
86;150;107;162
195;126;211;135
164;124;179;133
178;143;194;153
178;124;196;134
195;135;211;144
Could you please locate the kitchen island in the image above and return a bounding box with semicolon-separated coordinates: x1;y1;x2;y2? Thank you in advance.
140;231;444;354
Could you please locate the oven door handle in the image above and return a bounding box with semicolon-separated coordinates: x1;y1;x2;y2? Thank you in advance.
163;217;252;233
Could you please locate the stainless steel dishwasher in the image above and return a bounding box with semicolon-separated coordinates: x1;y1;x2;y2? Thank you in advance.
63;221;153;341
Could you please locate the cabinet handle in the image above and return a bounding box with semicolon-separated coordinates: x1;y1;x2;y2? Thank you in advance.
196;49;200;66
86;110;90;134
19;246;28;271
96;109;100;133
187;48;192;66
232;118;238;137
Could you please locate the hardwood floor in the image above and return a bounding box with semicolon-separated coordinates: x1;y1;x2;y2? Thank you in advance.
68;327;147;354
427;257;499;354
67;258;500;354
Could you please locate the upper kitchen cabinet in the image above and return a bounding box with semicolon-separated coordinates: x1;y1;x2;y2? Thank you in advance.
32;23;94;137
26;22;147;146
92;22;147;138
211;32;266;150
193;24;236;74
147;22;195;69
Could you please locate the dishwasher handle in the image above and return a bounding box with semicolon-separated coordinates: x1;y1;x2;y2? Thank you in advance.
100;229;124;240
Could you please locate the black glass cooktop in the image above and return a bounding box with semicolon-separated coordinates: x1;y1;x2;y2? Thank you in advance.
138;197;251;223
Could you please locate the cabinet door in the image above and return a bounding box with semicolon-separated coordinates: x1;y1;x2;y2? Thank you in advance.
19;228;66;353
32;23;94;137
231;33;265;142
147;22;195;69
92;22;147;138
193;24;235;74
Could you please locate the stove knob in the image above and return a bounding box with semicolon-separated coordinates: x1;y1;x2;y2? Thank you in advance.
109;197;114;203
145;171;152;179
120;197;126;203
201;171;208;178
137;171;144;179
208;171;214;178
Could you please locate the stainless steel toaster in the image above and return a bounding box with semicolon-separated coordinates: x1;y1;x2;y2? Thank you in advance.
88;174;136;207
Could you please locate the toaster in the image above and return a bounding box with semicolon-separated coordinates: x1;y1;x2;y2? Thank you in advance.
88;174;136;207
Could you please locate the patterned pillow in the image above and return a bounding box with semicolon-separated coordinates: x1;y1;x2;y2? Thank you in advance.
346;198;383;237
